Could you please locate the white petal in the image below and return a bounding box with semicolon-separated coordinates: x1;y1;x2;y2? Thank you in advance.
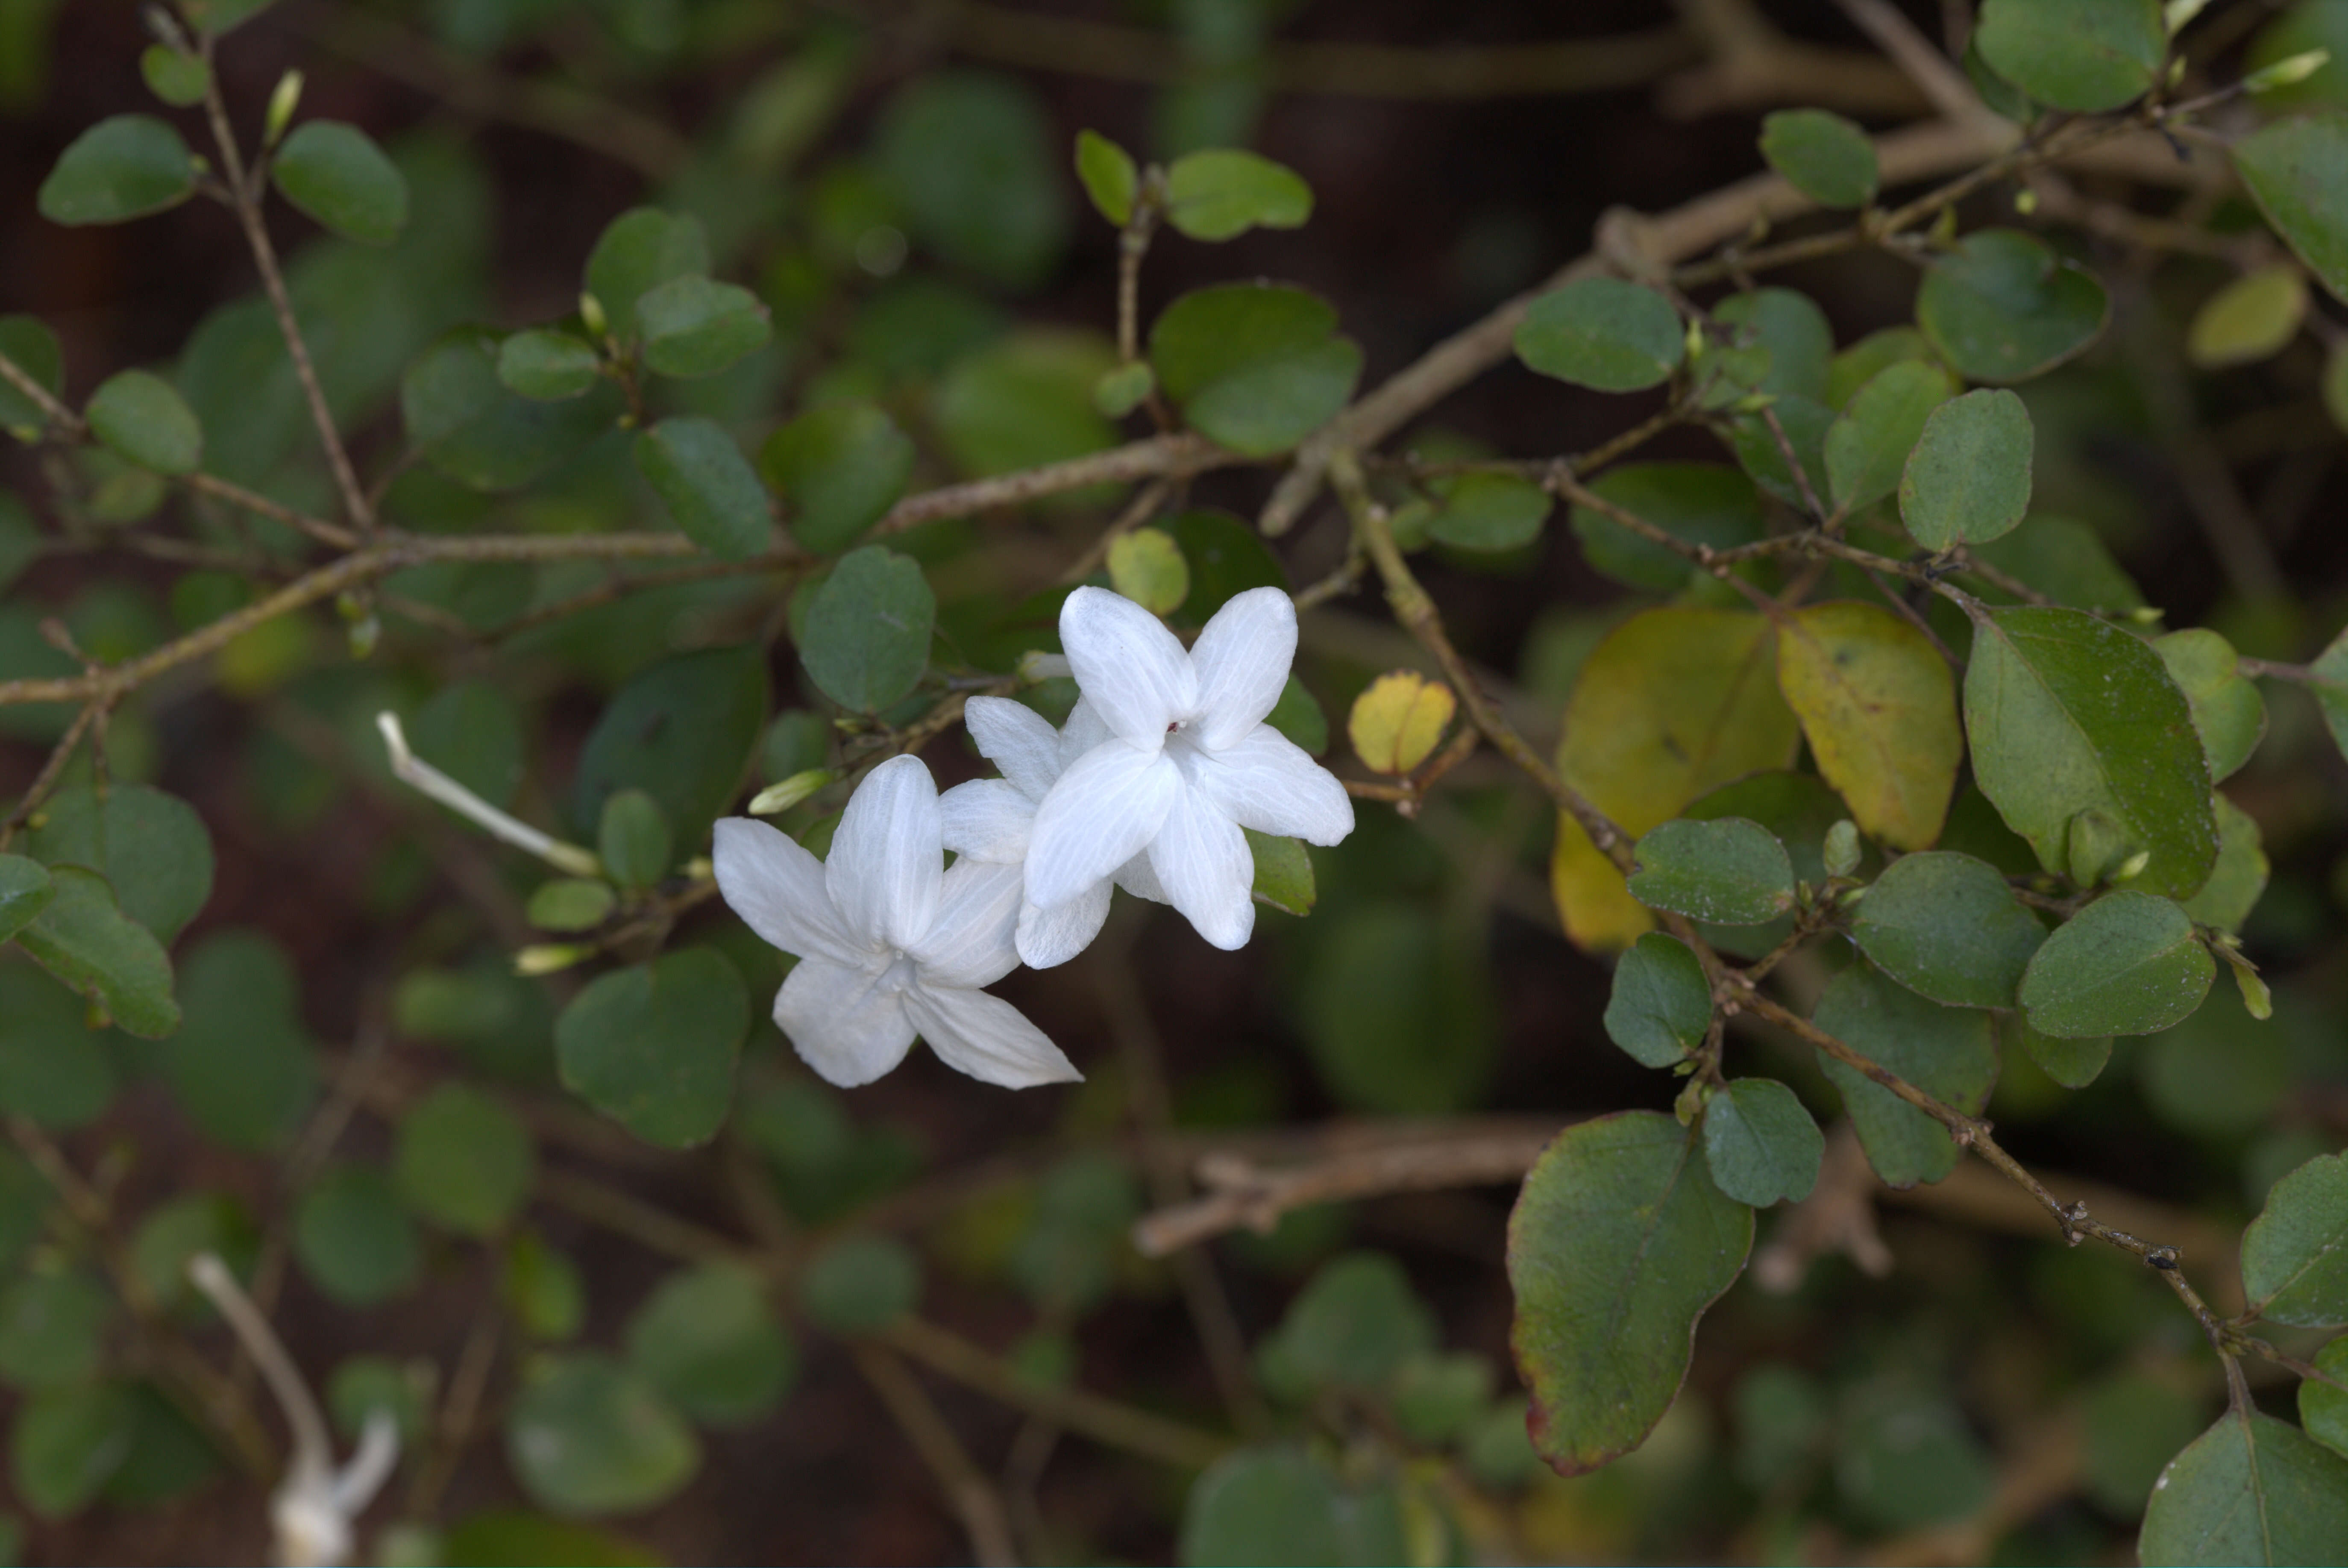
827;755;942;950
1059;697;1113;766
1147;786;1255;951
1190;586;1297;750
905;985;1081;1089
773;959;916;1088
1059;586;1197;746
712;817;862;966
911;858;1024;990
1193;725;1356;846
963;696;1062;802
938;779;1034;864
1025;742;1180;910
1016;881;1112;969
1112;851;1168;904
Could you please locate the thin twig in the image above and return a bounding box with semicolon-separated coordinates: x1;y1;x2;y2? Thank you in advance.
852;1345;1021;1568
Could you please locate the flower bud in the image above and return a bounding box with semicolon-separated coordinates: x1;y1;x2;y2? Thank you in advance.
263;69;303;149
2243;48;2330;94
514;943;593;977
1823;819;1861;878
749;768;833;815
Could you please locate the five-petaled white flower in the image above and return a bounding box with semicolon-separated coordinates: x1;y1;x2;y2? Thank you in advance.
713;755;1080;1090
1022;585;1354;951
938;695;1178;968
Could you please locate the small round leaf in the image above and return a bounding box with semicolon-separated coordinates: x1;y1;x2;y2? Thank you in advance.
798;1234;922;1334
1758;109;1878;208
555;948;747;1150
1602;933;1711;1069
85;370;202;476
634;417;771;562
799;546;936;713
38;116;196;225
1851;851;2047;1007
1626;817;1796;925
1514;277;1683;393
1106;526;1190;616
394;1084;535;1236
506;1354;700;1518
2016;890;2216;1039
294;1165;421;1307
1917;230;2110;384
636;276;772;380
759;403;915;555
625;1264;796;1428
1163;148;1313;242
496;329;602;401
1700;1078;1823;1207
271;121;410;246
1074;129;1137;226
1346;671;1455;775
1899;388;2034;550
2186;266;2310;368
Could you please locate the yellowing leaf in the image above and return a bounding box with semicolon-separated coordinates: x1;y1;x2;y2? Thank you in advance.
1550;608;1800;951
1105;526;1190;615
1773;602;1961;849
1347;671;1455;775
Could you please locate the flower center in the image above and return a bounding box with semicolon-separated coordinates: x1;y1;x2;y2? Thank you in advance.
878;953;920;994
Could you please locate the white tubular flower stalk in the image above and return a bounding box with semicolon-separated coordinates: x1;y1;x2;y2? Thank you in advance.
186;1254;400;1568
375;711;602;877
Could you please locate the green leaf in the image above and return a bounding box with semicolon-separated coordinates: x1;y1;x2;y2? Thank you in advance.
1827;325;1937;410
502;1230;586;1342
2240;1151;2348;1326
1300;901;1495;1115
1164;148;1312;241
636;276;771;380
0;316;64;438
572;644;769;851
2245;3;2348;111
1507;1111;1753;1474
131;1192;252;1314
1813;962;1997;1187
1851;851;2046;1007
2018;1017;2111;1089
1265;675;1327;756
271;121;410;246
2301;1335;2348;1461
329;1357;429;1448
2178;793;2268;934
1427;472;1551;552
1107;526;1191;614
25;783;214;943
595;790;671;893
1391;1351;1496;1446
1974;0;2164;112
1244;830;1315;917
1962;605;2216;898
0;856;53;943
1010;1154;1142;1317
1758;108;1878;207
2080;1371;2211;1517
37;116;196;225
138;46;211;108
758;402;914;555
1773;600;1963;850
1259;1251;1435;1393
1627;817;1796;925
2187;265;2310;367
1824;360;1957;515
1513;278;1684;393
1899;388;2034;550
1917;229;2111;384
85;370;201;476
1726;394;1834;510
1093;360;1154;417
496;328;602;400
2233;112;2348;304
181;0;276;34
876;70;1070;288
1169;509;1288;622
1835;1382;1996;1530
2154;629;2265;782
2310;620;2348;761
401;329;623;493
633;417;770;561
625;1263;795;1429
395;1084;535;1237
1716;288;1835;402
14;867;177;1040
583;208;710;343
1603;933;1711;1069
11;1381;136;1519
0;964;118;1129
799;546;936;713
0;1270;110;1390
1179;1445;1407;1568
506;1355;700;1518
556;948;746;1150
1150;283;1362;456
160;929;314;1148
932;329;1118;476
2018;890;2216;1038
294;1165;421;1307
1567;463;1765;591
2138;1408;2348;1565
1701;1078;1823;1207
1074;129;1137;226
798;1233;922;1333
409;679;525;810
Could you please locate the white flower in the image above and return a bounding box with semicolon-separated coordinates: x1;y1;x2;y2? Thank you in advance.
938;696;1176;969
713;755;1080;1090
1024;585;1354;951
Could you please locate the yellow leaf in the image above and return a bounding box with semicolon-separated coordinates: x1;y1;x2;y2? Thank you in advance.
1105;526;1190;615
1773;601;1961;850
2186;265;2307;370
1550;607;1799;951
1347;670;1456;774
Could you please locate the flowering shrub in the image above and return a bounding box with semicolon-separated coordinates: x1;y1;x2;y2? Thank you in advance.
1;0;2347;1563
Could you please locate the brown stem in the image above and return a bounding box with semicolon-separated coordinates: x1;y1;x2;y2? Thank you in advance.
851;1345;1021;1568
198;43;378;539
